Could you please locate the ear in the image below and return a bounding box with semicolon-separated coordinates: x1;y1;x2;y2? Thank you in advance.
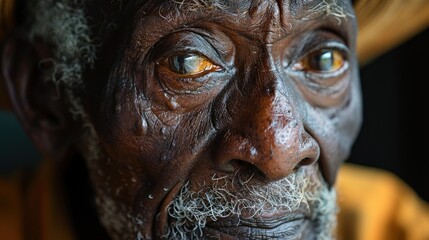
1;34;76;161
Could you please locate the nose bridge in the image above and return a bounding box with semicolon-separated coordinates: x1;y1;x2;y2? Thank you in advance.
240;58;317;180
214;46;319;181
252;48;297;132
248;68;300;162
253;91;298;147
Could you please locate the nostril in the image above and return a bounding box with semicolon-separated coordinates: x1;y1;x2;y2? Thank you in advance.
300;157;316;166
230;159;267;181
293;157;315;171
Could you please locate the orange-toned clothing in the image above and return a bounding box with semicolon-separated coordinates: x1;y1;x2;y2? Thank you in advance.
1;162;429;240
337;164;429;240
0;161;75;240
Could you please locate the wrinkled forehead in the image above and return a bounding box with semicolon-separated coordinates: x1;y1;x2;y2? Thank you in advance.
137;0;351;11
118;0;354;19
105;0;355;52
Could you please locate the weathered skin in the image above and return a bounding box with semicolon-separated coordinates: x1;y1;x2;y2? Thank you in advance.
2;0;362;239
78;0;362;238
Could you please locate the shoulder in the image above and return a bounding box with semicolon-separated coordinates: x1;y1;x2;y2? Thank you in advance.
0;172;24;240
336;163;429;240
0;161;75;240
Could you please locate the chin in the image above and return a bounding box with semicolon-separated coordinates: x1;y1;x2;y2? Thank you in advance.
203;222;317;239
156;166;338;240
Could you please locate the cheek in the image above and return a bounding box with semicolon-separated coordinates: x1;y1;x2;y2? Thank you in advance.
86;95;217;236
303;78;362;183
93;86;216;183
96;106;178;176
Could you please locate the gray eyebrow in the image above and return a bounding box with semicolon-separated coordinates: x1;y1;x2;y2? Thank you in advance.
168;0;351;18
300;0;354;24
169;0;229;12
168;0;353;24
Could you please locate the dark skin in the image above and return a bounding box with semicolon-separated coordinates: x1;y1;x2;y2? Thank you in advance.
2;0;361;239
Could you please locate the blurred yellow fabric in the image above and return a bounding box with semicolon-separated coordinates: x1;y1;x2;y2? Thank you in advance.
337;164;429;240
0;160;75;240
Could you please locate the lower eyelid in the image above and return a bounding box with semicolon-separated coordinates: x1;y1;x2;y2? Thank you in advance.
155;64;226;94
289;69;352;108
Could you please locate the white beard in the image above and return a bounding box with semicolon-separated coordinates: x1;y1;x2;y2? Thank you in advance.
163;167;337;240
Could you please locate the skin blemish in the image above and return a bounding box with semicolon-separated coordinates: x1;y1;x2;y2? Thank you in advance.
160;127;168;135
167;97;180;110
133;117;148;136
250;147;258;157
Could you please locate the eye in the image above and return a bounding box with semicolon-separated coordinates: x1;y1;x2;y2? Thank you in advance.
295;49;346;73
160;54;221;77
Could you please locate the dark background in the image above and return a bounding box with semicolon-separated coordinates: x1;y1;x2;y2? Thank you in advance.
1;27;428;201
348;27;429;201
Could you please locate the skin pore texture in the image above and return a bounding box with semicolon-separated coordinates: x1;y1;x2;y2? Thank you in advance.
12;0;362;239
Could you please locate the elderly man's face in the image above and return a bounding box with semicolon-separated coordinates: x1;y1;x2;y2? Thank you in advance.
72;0;361;239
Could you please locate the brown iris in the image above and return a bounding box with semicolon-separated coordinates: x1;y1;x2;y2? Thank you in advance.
162;54;221;77
299;49;345;73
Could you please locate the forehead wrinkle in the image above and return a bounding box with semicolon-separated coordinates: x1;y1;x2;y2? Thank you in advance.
168;0;230;12
141;0;292;43
131;0;351;49
291;0;353;23
242;0;295;44
288;0;307;17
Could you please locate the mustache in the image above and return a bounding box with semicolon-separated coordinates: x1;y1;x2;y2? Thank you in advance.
162;166;336;239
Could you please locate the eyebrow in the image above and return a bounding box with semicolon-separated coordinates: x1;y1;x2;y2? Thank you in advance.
168;0;351;20
168;0;230;12
301;0;353;24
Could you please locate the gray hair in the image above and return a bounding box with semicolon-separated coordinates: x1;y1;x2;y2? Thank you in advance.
27;0;103;162
28;0;96;120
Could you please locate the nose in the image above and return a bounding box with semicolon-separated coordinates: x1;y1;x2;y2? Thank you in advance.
215;80;320;181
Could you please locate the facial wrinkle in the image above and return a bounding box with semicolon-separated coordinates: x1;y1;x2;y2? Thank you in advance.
274;0;289;32
290;0;352;24
289;0;327;14
242;0;289;45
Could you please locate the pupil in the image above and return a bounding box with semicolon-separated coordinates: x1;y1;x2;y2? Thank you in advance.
171;55;201;74
313;51;334;71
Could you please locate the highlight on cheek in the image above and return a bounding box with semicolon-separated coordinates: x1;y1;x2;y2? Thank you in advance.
295;49;346;73
160;53;221;77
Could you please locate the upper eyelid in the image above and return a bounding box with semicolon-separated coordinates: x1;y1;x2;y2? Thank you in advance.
158;49;215;62
309;42;349;55
284;29;349;62
287;41;350;70
151;31;227;68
